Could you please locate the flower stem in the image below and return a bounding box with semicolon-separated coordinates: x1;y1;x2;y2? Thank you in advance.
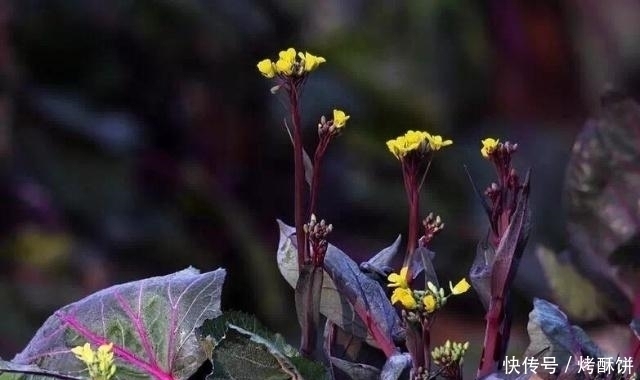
477;298;505;378
289;84;308;266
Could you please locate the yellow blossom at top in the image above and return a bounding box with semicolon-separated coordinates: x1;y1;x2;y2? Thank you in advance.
426;134;453;151
386;130;429;160
71;342;116;380
423;294;437;313
450;278;471;295
481;138;500;158
391;287;417;309
257;48;326;78
275;47;296;76
301;51;326;72
257;59;276;78
387;266;409;289
332;109;350;129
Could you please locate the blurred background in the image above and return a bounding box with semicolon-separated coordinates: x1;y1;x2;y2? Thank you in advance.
2;0;640;368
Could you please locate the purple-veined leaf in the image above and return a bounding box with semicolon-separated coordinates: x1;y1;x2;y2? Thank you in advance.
379;352;411;380
561;92;640;322
12;267;226;380
277;220;403;351
524;298;602;372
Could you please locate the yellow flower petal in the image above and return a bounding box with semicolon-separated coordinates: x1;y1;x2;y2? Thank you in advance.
257;59;276;78
386;130;429;160
423;294;437;313
387;266;409;288
450;278;471;295
332;109;350;129
481;138;500;158
391;288;417;309
426;134;453;151
303;52;326;72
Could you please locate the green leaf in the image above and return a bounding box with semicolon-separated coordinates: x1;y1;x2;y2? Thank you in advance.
11;267;226;380
198;312;328;380
208;324;302;380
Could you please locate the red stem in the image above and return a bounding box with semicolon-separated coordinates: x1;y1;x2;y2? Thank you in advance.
477;298;504;378
289;85;307;266
403;168;420;273
309;136;329;216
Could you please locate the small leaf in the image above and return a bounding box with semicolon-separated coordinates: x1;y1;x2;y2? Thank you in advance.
329;357;379;380
416;247;439;289
359;234;402;281
12;267;226;380
525;298;602;369
469;233;494;310
380;352;411;380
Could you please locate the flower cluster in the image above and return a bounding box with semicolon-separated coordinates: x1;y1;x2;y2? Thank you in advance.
432;340;470;379
71;342;116;380
386;130;452;160
387;266;470;315
257;47;325;78
480;138;499;158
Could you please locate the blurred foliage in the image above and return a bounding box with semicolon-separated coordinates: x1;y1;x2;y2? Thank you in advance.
3;0;640;366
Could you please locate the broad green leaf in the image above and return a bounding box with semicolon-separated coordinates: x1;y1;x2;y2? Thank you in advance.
198;312;327;380
208;324;302;380
11;267;226;380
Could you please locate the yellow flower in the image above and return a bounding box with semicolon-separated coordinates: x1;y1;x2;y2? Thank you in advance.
71;342;116;380
450;278;471;295
275;47;297;75
257;59;276;78
71;343;95;365
301;52;326;72
96;343;116;378
426;134;453;151
481;138;500;158
387;266;409;289
391;287;417;309
386;130;429;160
332;109;350;129
423;294;437;313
